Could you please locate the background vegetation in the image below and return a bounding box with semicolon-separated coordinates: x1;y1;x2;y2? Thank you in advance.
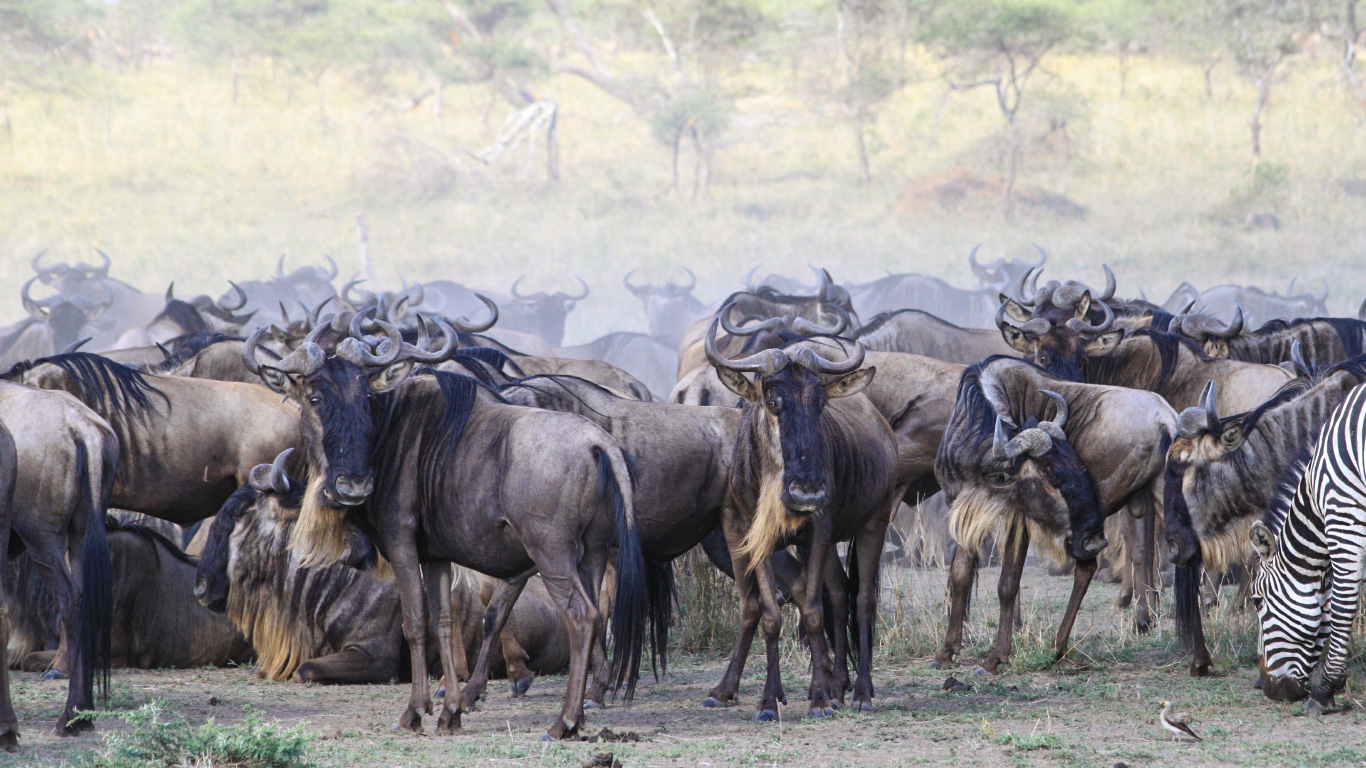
1;0;1364;341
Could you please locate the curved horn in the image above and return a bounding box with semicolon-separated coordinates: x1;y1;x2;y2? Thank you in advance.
1040;389;1068;431
1287;277;1297;297
719;299;783;336
165;282;175;302
995;300;1019;333
993;417;1012;460
449;294;499;333
61;338;91;354
1201;380;1220;433
1358;297;1366;321
30;248;53;276
275;254;287;279
1065;300;1115;335
220;281;248;311
815;266;831;302
1009;265;1041;306
743;265;760;290
678;266;696;292
968;243;988;277
1030;243;1048;268
1021;318;1052;337
265;448;294;494
341;278;368;305
21;277;50;319
704;318;789;375
242;327;269;375
792;303;851;337
565;277;589;301
337;310;403;367
321;254;338;281
510;276;530;300
398;315;460;363
1098;263;1116;301
791;337;865;374
156;342;173;360
1315;278;1329;303
278;302;291;325
403;280;424;308
309;295;337;326
88;248;112;277
1289;339;1311;378
622;269;647;294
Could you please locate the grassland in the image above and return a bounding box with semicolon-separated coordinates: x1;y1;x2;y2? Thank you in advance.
2;48;1364;340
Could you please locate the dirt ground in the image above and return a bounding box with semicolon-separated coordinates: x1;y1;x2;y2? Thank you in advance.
9;568;1366;768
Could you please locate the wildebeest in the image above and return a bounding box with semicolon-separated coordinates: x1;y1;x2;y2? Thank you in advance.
112;283;255;350
0;422;18;750
1162;280;1330;329
241;319;656;739
847;245;1047;328
223;255;339;326
0;278;114;368
854;309;1015;363
1170;311;1366;371
623;268;708;347
10;515;252;673
933;357;1175;673
1163;360;1366;676
557;332;678;402
0;380;117;735
5;352;300;524
498;277;590;347
700;320;900;719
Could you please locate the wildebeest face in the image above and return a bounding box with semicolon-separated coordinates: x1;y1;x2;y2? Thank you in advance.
719;364;874;514
1162;422;1247;565
260;357;412;508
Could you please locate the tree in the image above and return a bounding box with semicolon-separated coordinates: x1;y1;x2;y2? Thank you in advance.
1080;0;1149;98
1213;0;1306;160
922;0;1080;220
545;0;767;199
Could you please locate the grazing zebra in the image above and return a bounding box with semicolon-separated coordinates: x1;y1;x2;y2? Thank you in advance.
1248;384;1366;714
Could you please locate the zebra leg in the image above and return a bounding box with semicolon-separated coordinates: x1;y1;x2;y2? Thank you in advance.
1308;514;1365;714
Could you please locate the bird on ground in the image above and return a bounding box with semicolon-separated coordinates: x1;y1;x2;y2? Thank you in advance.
1159;700;1202;742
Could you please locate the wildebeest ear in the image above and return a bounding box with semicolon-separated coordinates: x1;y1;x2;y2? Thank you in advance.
369;360;415;392
1074;290;1091;319
998;296;1031;324
1219;422;1245;450
258;365;295;396
1083;330;1124;356
825;366;875;399
1249;520;1276;560
1000;325;1033;355
715;367;759;401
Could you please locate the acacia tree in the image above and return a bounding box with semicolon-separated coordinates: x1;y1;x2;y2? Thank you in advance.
1215;0;1306;160
922;0;1079;220
545;0;766;199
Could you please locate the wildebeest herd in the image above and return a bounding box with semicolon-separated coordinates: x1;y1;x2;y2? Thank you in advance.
0;247;1362;750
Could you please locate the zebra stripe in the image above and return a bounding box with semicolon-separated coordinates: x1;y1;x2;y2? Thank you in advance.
1250;381;1366;708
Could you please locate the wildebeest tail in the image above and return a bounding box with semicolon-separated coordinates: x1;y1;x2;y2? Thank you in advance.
75;440;113;703
598;445;649;702
644;557;674;679
1174;553;1203;652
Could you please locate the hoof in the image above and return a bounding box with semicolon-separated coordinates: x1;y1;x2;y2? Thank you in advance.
539;733;554;742
854;701;875;713
40;670;68;682
435;712;463;736
1189;662;1210;678
511;676;535;697
928;659;946;670
0;732;16;752
583;699;602;710
1253;675;1264;690
435;687;445;699
701;697;728;709
755;709;778;722
1305;696;1335;716
1135;619;1152;635
974;666;990;676
808;707;834;719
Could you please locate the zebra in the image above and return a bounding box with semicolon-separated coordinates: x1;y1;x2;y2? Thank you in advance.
1248;383;1366;714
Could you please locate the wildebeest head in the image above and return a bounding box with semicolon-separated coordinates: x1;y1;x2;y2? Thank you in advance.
937;373;1107;562
1167;303;1245;358
31;248;112;296
21;276;114;351
968;243;1047;291
1163;380;1244;567
509;276;589;346
243;309;460;513
706;319;873;516
194;448;296;612
996;295;1120;380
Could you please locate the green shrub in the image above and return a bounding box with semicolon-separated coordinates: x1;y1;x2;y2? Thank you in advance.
80;702;311;768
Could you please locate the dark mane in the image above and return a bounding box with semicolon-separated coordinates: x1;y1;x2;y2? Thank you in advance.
154;300;210;335
104;515;198;568
140;331;242;374
1085;329;1202;390
413;372;490;511
28;352;170;421
1237;377;1315;434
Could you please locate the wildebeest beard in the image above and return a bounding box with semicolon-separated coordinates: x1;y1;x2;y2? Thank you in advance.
734;411;804;572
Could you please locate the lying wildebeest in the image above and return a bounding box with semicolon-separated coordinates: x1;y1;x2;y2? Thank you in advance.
11;515;252;673
933;357;1175;673
4;352;300;525
1163;359;1366;676
241;318;657;739
0;380;117;736
623;268;709;348
700;320;900;719
194;453;568;686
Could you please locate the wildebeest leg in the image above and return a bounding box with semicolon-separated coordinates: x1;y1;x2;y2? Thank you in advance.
851;498;893;711
981;519;1029;675
1052;557;1097;661
388;543;431;734
798;520;835;718
500;629;536;697
703;514;764;707
580;552;610;709
752;558;787;722
457;571;533;724
823;553;851;705
293;647;391;684
932;544;977;669
1114;513;1136;609
424;564;462;734
26;533;92;735
1132;494;1156;634
538;555;601;741
0;524;16;751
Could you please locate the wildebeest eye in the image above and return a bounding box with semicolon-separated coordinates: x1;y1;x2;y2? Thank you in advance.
986;472;1012;486
765;399;778;410
307;395;321;405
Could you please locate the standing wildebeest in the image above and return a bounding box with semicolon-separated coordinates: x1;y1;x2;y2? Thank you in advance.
557;332;678;401
933;357;1175;673
1163;360;1366;676
1170;310;1366;370
0;380;117;736
0;423;19;750
224;255;339;327
4;352;300;524
1162;280;1329;329
854;309;1015;363
701;320;900;719
112;283;255;350
0;278;114;368
499;276;590;347
27;249;164;346
240;319;656;739
623;268;708;347
194;451;574;688
847;245;1046;328
11;515;252;673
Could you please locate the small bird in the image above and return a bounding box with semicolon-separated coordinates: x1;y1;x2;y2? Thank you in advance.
1159;700;1202;742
